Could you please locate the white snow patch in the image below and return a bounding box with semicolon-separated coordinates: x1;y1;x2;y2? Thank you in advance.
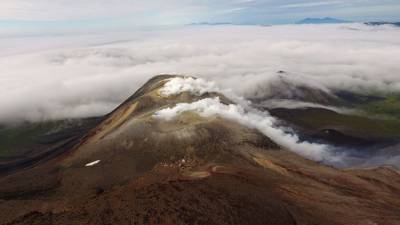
85;160;101;167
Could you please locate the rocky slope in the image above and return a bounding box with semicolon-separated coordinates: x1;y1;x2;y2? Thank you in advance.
1;75;400;225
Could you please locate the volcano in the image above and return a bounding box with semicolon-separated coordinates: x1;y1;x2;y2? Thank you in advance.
1;75;400;225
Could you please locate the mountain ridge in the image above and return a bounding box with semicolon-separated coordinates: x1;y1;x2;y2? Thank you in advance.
296;17;351;24
1;75;400;225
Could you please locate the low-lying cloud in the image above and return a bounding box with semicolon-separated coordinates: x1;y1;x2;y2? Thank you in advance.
157;77;338;163
1;23;400;122
154;96;341;164
258;99;355;114
160;76;220;97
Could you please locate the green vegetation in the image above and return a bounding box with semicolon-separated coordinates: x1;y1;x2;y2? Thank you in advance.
0;121;64;157
336;91;400;121
274;108;400;139
360;93;400;120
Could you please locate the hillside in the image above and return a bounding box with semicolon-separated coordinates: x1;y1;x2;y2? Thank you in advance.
1;75;400;225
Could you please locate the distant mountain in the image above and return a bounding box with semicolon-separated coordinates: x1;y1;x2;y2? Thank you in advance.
296;17;350;24
365;22;400;27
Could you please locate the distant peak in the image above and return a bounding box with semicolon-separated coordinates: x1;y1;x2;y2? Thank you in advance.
296;17;350;24
364;22;400;27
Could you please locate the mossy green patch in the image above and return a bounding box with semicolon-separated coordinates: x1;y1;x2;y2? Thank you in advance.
272;108;400;139
0;121;65;157
336;91;400;121
360;93;400;120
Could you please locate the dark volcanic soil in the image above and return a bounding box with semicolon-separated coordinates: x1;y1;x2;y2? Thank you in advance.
1;75;400;225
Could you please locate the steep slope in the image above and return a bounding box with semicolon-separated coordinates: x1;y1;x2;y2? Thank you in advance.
1;75;400;225
0;118;101;175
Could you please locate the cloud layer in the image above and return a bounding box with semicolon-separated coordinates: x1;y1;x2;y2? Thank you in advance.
1;24;400;122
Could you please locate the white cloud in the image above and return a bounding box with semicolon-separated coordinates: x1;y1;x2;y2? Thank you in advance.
159;76;220;97
279;1;343;8
0;0;246;22
0;24;400;123
153;77;342;163
0;0;168;20
153;96;340;163
258;99;355;114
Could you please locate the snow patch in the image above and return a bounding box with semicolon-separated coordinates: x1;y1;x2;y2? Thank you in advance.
85;160;101;167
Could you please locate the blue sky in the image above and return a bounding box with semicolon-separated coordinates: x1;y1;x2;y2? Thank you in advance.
0;0;399;30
